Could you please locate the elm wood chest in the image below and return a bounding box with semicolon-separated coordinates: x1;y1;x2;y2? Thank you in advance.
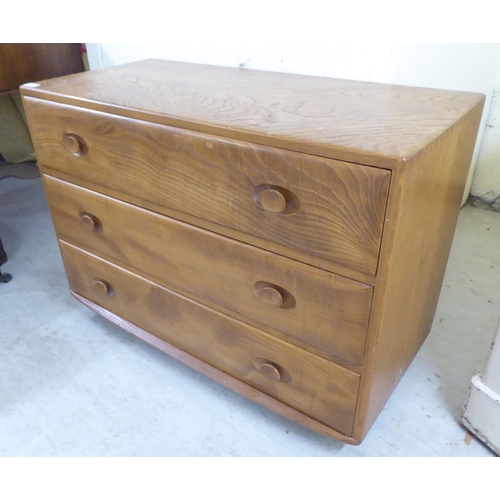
20;60;484;444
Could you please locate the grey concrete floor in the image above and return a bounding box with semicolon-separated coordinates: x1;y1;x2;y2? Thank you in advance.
0;175;498;457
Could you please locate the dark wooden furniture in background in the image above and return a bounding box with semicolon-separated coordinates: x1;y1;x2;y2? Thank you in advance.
0;43;84;95
0;43;84;282
21;60;484;444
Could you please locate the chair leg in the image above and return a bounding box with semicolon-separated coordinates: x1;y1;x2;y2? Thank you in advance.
0;238;12;283
0;269;12;283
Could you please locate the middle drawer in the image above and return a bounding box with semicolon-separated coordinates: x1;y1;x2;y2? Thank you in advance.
44;175;373;368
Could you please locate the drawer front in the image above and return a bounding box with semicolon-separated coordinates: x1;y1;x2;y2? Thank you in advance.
25;97;390;275
59;241;360;436
44;175;373;367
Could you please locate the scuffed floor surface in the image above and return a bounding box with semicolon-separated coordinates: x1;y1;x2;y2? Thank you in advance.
0;176;497;456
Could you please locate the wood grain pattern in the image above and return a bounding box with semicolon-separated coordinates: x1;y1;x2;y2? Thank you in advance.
20;59;484;168
72;290;361;444
20;59;486;444
351;98;485;442
25;96;390;275
60;241;360;437
38;163;378;285
44;174;373;367
0;43;83;93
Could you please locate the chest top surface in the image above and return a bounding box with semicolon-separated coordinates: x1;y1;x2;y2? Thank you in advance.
21;58;484;168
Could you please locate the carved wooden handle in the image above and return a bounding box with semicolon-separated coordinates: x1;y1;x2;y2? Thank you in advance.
63;133;87;156
92;278;113;296
253;185;300;214
259;188;287;213
254;281;296;310
256;285;284;308
79;212;102;232
259;362;282;381
254;358;292;383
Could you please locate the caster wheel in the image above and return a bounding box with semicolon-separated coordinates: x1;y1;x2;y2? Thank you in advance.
0;272;12;283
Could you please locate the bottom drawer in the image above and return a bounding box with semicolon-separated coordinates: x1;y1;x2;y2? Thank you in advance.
59;240;360;437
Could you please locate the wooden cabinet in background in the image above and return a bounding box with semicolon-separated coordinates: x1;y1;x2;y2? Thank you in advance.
20;60;484;444
0;43;84;94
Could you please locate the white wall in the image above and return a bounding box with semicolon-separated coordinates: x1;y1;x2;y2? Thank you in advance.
471;65;500;207
86;43;500;201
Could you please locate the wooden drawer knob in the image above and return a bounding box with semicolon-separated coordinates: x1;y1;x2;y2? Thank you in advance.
259;188;287;213
79;212;102;232
259;362;282;381
253;185;300;215
254;358;292;383
92;278;113;296
257;286;284;308
254;281;296;310
63;134;87;156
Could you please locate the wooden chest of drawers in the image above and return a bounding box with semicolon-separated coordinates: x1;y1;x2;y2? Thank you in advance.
21;59;484;444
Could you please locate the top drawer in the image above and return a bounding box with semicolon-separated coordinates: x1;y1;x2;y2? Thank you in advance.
24;97;390;275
